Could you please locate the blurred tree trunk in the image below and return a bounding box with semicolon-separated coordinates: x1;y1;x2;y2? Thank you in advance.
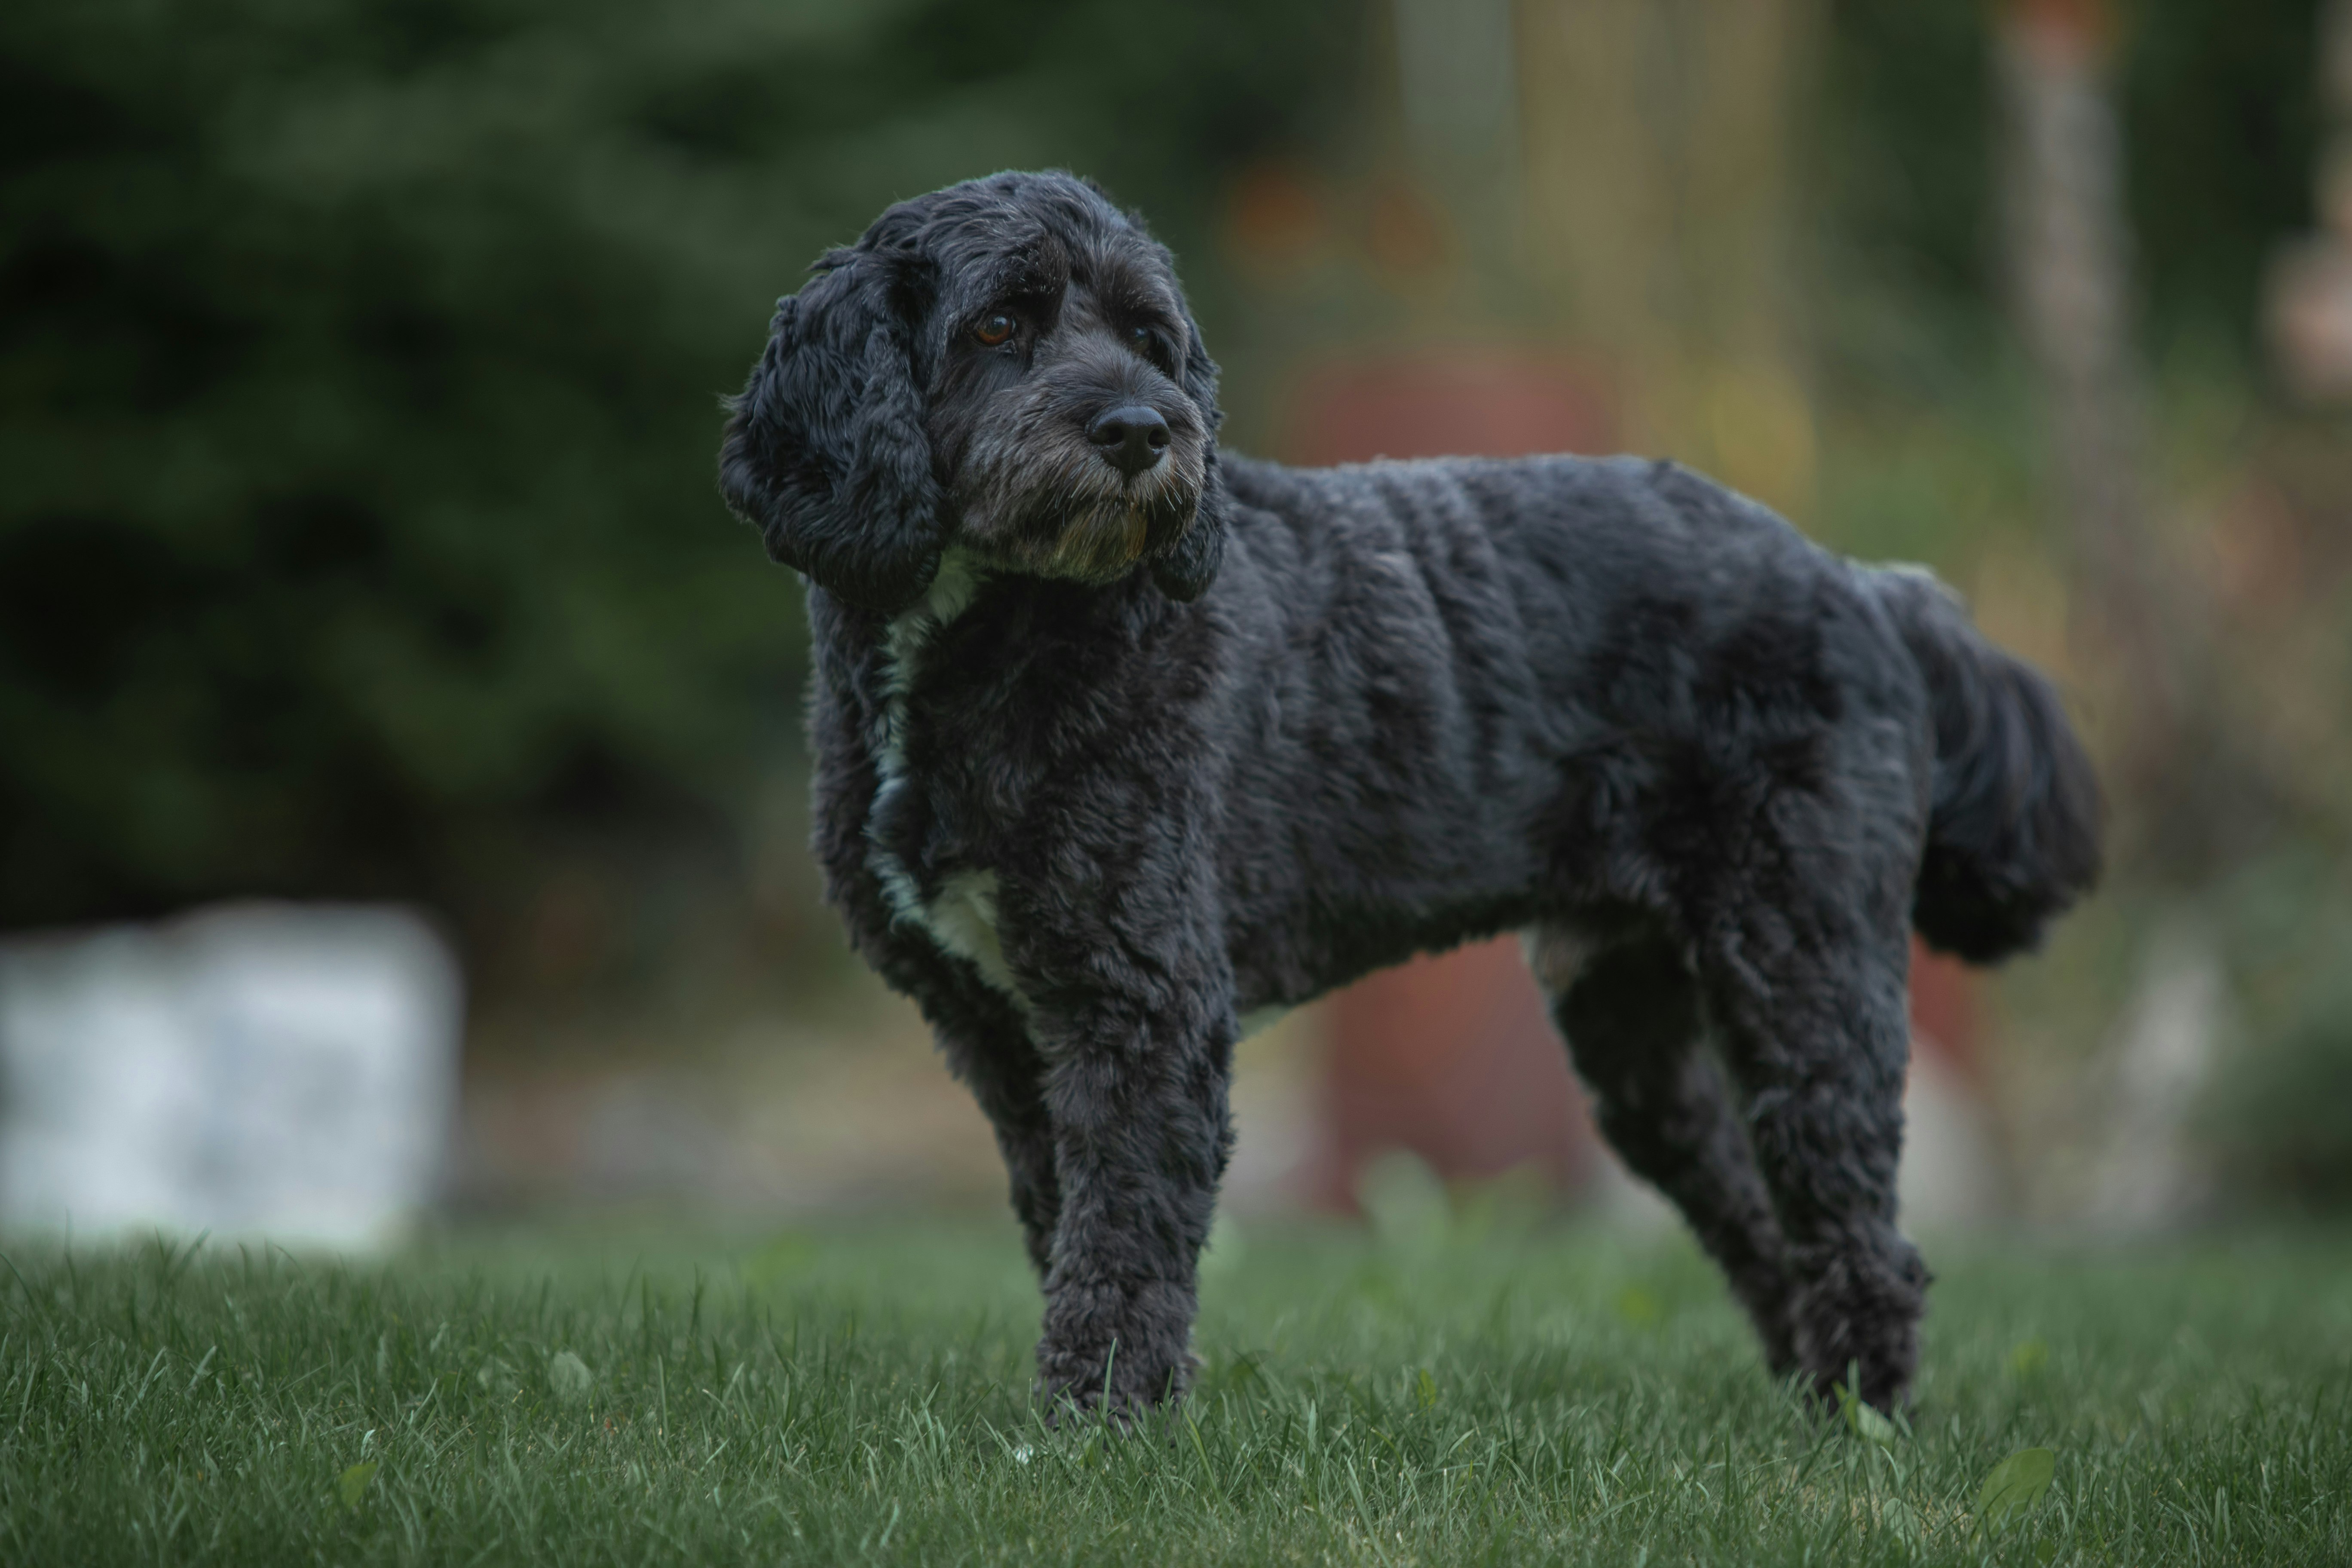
1997;0;2272;878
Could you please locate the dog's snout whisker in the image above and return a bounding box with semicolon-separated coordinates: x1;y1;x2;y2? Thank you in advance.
1086;404;1169;478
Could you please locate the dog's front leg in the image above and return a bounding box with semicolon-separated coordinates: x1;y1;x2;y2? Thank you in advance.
919;980;1061;1278
1027;983;1235;1420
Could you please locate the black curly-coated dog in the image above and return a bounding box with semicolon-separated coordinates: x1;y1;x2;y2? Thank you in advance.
718;171;2100;1417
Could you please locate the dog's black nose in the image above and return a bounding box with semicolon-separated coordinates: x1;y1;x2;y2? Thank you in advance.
1087;404;1170;478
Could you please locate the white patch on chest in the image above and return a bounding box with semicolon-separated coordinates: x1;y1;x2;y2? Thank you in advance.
1519;925;1595;996
922;868;1026;1008
864;553;1031;1008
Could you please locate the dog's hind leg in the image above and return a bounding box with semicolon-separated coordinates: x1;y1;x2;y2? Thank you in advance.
1699;906;1926;1413
1536;928;1797;1372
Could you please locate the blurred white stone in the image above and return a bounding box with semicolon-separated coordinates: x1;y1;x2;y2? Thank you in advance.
1221;1010;1325;1214
1586;1034;2004;1236
0;903;460;1250
1896;1041;2004;1230
2080;919;2222;1229
1587;1147;1677;1234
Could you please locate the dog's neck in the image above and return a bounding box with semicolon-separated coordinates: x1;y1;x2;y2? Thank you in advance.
811;546;1173;718
857;547;977;932
883;547;984;680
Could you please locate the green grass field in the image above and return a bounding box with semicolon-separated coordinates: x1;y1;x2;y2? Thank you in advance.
3;1216;2346;1565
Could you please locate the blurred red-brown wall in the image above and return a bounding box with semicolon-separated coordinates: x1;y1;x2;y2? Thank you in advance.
1283;352;1613;1209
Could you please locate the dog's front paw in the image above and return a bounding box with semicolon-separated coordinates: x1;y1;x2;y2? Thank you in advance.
1035;1338;1197;1424
1035;1278;1200;1421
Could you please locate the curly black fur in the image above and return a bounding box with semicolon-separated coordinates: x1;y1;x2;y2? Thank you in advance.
718;171;2101;1416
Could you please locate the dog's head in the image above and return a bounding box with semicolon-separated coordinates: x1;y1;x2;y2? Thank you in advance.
719;171;1228;615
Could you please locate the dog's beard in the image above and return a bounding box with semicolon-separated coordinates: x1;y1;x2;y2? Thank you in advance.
954;419;1206;585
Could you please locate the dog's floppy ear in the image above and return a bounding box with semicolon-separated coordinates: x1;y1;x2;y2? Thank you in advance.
718;258;945;615
1149;312;1229;603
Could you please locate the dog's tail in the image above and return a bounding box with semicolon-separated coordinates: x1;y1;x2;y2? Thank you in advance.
1877;569;2102;965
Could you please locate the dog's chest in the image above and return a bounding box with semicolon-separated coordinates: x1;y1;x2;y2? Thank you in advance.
849;569;1287;1038
864;560;1031;1008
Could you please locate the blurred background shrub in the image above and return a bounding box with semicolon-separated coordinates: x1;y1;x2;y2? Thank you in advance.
0;0;1350;967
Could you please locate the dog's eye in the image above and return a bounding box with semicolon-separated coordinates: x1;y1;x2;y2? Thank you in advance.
1128;325;1156;356
974;313;1016;346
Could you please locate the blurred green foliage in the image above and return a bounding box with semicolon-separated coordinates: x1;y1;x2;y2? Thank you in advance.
1817;0;2324;400
0;0;1351;934
1816;0;2349;1208
2122;0;2328;356
2204;854;2352;1210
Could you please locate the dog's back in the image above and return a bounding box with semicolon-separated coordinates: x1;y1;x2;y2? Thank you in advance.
1205;450;2095;1008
